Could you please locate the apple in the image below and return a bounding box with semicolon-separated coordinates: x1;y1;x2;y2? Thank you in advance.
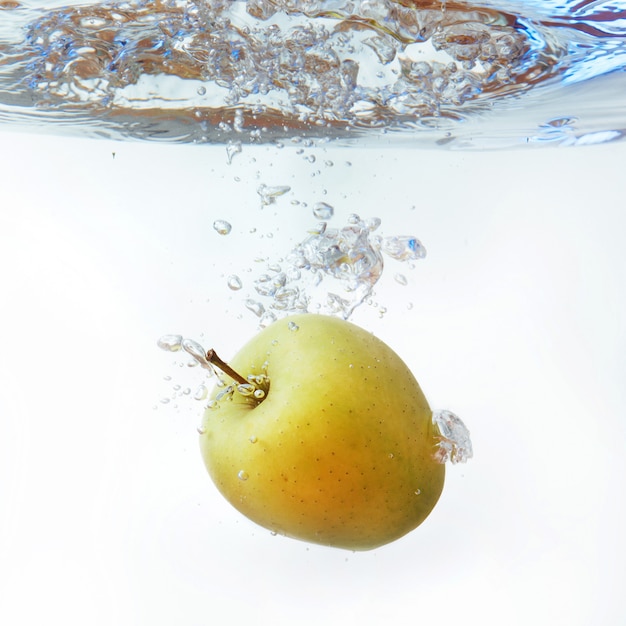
198;314;444;550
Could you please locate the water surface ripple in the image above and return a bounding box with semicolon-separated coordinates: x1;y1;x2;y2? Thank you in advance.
1;0;625;147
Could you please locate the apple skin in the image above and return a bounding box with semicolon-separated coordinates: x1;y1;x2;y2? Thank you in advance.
198;314;444;551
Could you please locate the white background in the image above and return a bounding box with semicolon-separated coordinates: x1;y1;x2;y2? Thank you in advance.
1;130;625;625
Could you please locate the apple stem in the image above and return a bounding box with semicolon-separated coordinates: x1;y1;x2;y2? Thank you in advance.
205;349;249;386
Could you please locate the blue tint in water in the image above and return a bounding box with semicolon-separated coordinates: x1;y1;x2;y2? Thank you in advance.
0;0;625;147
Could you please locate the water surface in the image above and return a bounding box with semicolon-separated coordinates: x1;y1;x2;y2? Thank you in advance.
1;0;625;147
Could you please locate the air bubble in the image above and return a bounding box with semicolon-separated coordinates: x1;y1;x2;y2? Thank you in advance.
157;334;183;352
259;312;277;328
237;470;249;481
216;385;235;401
366;217;382;231
394;273;408;286
182;338;211;369
226;140;242;164
249;436;258;443
312;202;334;220
288;321;299;332
213;220;232;235
227;275;243;290
246;299;266;317
197;425;207;435
194;385;208;401
257;183;291;206
381;236;426;261
253;389;266;399
237;383;256;397
432;410;473;464
364;35;397;64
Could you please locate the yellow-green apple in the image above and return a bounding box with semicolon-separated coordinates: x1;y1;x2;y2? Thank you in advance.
198;314;444;550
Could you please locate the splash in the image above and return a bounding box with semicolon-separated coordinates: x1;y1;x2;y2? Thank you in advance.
1;0;625;146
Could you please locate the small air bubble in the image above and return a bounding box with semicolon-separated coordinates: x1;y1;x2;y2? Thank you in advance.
381;236;426;261
312;202;334;220
308;222;327;235
246;299;265;317
288;321;299;332
197;425;207;435
257;183;291;206
237;383;256;397
253;389;266;399
415;489;421;495
366;217;382;231
197;86;206;95
194;385;208;401
227;275;243;290
213;220;232;235
238;470;249;481
394;273;408;286
432;410;473;464
157;334;183;352
182;338;210;368
259;312;277;328
249;436;258;443
216;385;235;402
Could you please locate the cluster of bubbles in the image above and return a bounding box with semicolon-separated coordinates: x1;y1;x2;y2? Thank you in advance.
223;212;426;323
156;332;271;409
10;0;562;138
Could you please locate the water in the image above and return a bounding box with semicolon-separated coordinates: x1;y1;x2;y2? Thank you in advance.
1;0;625;147
2;1;626;623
